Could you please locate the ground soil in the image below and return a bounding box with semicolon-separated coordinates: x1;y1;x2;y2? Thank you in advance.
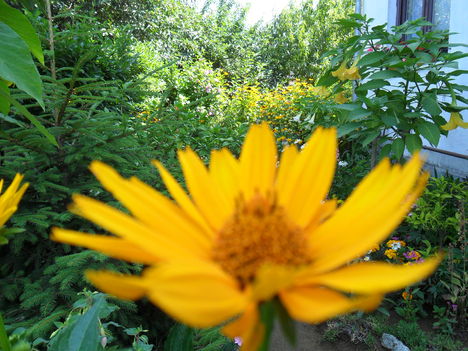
270;322;377;351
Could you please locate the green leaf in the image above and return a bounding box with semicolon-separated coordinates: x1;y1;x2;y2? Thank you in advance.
316;70;339;87
407;41;421;52
0;0;43;64
381;112;399;127
416;121;440;146
0;23;43;107
337;122;361;137
391;138;405;160
422;96;442;117
405;134;422;153
0;90;57;146
0;80;9;114
49;296;105;351
68;296;105;351
357;52;387;67
368;70;402;79
333;103;361;111
355;79;388;91
349;107;372;121
361;130;380;147
379;143;392;160
164;324;193;351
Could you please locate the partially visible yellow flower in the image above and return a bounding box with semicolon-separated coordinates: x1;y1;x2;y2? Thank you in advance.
332;61;361;81
385;249;397;259
52;123;441;351
334;92;349;104
369;244;380;253
441;112;468;131
0;174;29;228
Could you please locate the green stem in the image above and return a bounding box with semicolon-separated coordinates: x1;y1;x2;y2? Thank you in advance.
0;313;11;351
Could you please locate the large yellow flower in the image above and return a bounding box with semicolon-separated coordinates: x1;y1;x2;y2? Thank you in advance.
0;174;28;228
52;124;440;350
441;112;468;131
331;61;361;81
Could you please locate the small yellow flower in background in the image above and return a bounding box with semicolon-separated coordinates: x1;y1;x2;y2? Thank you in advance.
441;112;468;131
369;244;380;253
402;291;413;300
52;123;441;351
0;174;29;229
384;249;398;259
334;91;349;104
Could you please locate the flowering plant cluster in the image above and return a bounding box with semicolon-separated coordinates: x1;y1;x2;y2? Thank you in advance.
312;15;468;163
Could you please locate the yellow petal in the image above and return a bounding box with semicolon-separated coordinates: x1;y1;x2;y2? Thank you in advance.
239;122;277;200
145;262;247;328
152;160;214;237
453;112;468;128
86;270;147;300
277;128;336;228
279;286;373;323
70;195;199;261
299;255;442;294
275;145;298;191
331;62;348;81
178;148;232;230
51;228;159;264
90;161;211;256
251;265;300;301
308;154;427;273
209;148;241;213
223;303;264;351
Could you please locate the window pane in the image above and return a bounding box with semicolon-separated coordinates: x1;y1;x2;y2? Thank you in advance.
433;0;450;31
407;0;424;21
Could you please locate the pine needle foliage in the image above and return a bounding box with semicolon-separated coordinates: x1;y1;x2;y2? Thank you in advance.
0;49;170;340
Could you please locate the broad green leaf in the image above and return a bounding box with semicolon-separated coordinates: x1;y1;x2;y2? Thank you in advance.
164;324;193;351
0;23;43;107
67;296;105;351
381;112;399;127
368;70;402;79
355;79;388;91
361;130;380;147
405;134;422;153
391;138;405;160
407;41;421;52
0;80;9;114
333;103;361;111
379;143;392;160
417;121;440;146
316;70;338;87
422;96;442;117
337;122;361;137
447;70;468;77
349;107;372;121
357;52;387;67
0;90;57;146
0;0;43;64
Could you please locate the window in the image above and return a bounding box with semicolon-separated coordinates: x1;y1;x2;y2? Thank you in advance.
396;0;450;31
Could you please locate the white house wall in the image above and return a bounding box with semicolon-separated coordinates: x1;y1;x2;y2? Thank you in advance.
358;0;468;177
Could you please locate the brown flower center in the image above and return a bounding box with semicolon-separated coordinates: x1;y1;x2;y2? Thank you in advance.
212;194;311;286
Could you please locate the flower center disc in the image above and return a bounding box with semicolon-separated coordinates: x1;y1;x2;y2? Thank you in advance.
212;194;311;286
